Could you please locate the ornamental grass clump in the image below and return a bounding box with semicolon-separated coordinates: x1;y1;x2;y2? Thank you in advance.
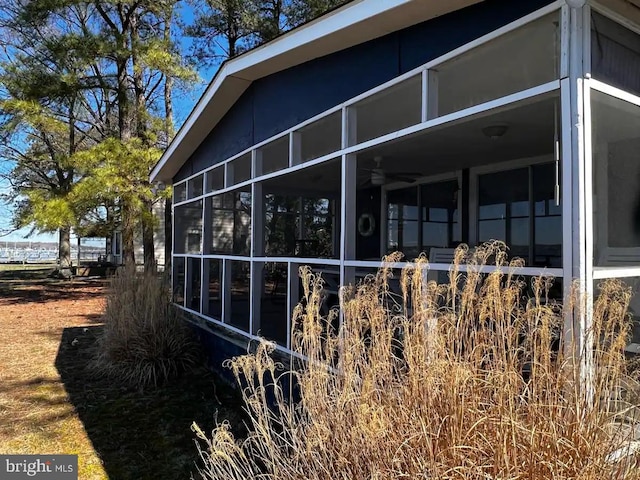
91;267;200;388
194;242;640;479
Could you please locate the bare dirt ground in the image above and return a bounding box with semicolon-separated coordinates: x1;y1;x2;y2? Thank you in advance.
0;267;243;480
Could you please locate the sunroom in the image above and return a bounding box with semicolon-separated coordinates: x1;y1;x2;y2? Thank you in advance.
158;0;640;358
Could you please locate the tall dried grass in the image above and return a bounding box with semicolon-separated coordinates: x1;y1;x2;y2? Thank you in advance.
194;242;640;479
91;267;200;388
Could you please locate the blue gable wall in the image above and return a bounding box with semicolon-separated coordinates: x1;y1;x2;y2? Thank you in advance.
175;0;553;181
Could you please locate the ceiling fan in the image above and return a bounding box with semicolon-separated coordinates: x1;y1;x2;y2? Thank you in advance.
360;156;423;187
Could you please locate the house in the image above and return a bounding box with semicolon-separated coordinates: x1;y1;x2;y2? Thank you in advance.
151;0;640;365
104;200;168;270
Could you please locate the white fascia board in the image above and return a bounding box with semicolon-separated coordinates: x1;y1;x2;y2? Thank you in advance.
151;0;481;183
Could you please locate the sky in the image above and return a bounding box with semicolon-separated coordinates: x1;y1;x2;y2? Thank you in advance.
0;3;219;243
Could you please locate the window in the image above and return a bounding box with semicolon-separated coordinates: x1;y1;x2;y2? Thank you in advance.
228;153;252;186
387;180;459;259
435;13;559;116
174;201;203;254
206;167;224;193
229;261;251;331
188;174;203;199
257;262;288;345
592;91;640;266
174;182;187;202
592;12;640;97
477;163;561;267
264;193;336;258
533;163;562;267
208;189;252;256
478;167;530;259
172;257;185;305
349;75;422;145
297;111;342;163
387;187;420;259
421;181;461;251
187;257;201;312
258;136;289;175
205;259;223;320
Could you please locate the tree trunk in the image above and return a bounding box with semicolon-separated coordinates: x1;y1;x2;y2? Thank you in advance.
142;198;156;273
121;199;136;268
58;226;72;278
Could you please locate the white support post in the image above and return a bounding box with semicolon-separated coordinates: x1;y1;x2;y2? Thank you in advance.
252;149;263;178
561;4;570;79
290;131;302;167
252;182;264;257
565;1;593;403
561;77;575;348
225;161;234;188
342;107;357;148
421;70;428;123
340;154;358;295
426;70;439;120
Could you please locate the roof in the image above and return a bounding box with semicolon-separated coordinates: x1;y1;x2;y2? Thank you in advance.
151;0;482;183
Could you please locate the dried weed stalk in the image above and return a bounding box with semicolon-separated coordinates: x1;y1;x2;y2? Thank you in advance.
194;242;640;479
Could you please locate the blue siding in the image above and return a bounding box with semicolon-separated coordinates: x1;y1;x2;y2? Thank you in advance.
175;0;553;182
179;85;255;179
252;34;400;143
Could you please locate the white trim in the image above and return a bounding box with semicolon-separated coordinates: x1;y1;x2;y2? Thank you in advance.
590;79;640;107
177;304;301;359
561;4;571;79
593;267;640;279
252;154;341;185
426;70;439;120
343;82;561;155
163;17;565;188
173;181;253;207
178;254;253;261
171;80;560;189
342;259;562;277
469;154;553;176
421;70;428;123
152;2;562;183
560;77;574;326
583;4;592;78
583;78;594;296
252;256;340;266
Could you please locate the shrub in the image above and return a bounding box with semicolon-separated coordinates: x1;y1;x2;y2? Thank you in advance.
194;242;640;479
91;267;200;388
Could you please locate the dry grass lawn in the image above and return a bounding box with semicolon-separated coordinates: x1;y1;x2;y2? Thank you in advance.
0;267;244;480
0;268;107;478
